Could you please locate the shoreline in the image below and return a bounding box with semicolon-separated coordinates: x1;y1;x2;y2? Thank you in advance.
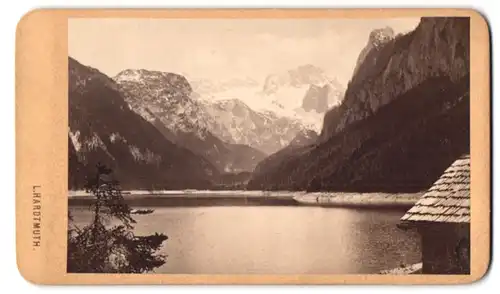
68;190;422;208
293;193;422;208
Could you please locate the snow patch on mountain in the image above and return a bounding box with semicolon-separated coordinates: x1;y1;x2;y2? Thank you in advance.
128;145;162;165
69;130;116;162
114;70;143;83
109;132;126;144
69;130;82;152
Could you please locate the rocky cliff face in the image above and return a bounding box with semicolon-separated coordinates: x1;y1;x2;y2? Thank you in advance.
301;79;344;113
302;85;329;113
321;17;469;141
114;69;209;139
351;26;395;77
288;129;319;147
114;69;266;173
256;65;345;130
248;17;470;192
68;57;217;190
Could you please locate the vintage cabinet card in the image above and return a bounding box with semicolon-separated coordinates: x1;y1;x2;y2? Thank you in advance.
16;8;490;284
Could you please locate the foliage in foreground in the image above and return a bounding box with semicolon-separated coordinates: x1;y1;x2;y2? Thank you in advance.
67;163;168;273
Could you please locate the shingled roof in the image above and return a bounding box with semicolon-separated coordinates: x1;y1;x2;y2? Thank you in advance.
400;154;470;225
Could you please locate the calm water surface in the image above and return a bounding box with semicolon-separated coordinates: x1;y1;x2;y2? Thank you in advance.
69;204;421;274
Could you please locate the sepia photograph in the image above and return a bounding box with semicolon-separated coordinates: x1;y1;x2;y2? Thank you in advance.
66;16;470;275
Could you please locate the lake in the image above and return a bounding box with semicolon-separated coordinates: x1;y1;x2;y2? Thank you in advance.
69;199;421;274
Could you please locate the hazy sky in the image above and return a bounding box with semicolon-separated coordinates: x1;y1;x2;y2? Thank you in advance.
69;18;420;85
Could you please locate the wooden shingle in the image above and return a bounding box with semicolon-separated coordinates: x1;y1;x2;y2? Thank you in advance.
400;154;470;224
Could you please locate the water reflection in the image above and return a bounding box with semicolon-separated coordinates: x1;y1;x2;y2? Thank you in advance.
69;205;421;274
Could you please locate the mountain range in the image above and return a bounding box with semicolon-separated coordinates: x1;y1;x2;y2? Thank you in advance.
113;69;268;173
113;69;312;160
68;17;470;193
201;99;308;154
190;65;346;132
68;59;322;189
248;17;470;192
68;57;217;190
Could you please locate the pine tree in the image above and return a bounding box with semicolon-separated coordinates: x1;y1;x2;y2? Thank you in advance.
67;163;168;273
